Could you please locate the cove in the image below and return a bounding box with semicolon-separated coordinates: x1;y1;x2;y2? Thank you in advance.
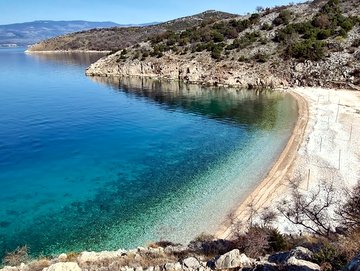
0;48;297;258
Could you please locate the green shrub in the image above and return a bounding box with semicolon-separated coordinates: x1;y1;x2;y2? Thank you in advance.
261;23;272;31
212;31;225;43
249;13;260;24
267;229;288;252
313;243;348;271
338;28;347;38
317;29;332;40
224;28;239;39
273;10;292;26
339;18;354;32
238;55;247;62
254;52;270;63
352;38;360;47
142;51;149;58
286;39;326;61
211;44;224;60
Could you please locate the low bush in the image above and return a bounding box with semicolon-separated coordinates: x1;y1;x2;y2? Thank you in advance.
286;39;326;61
351;39;360;47
313;242;348;271
273;10;292;26
254;52;270;63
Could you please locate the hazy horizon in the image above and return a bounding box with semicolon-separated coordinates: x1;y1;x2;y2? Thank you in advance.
0;0;306;25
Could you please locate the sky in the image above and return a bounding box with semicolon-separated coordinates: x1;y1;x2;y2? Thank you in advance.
0;0;306;25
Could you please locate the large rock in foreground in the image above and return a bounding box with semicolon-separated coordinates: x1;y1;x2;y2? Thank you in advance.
214;249;253;269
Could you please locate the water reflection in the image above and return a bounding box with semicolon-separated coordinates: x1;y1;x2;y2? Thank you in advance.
90;76;291;130
26;51;107;67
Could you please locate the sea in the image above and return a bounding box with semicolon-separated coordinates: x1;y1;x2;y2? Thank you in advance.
0;48;298;257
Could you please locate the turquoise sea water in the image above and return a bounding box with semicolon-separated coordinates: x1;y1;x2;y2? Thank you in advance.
0;48;298;258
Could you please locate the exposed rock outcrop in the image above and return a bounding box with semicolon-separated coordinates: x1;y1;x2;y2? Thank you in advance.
214;249;252;269
0;245;336;271
85;55;289;89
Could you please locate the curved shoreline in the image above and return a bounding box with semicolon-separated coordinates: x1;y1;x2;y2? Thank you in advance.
215;90;309;239
25;50;111;54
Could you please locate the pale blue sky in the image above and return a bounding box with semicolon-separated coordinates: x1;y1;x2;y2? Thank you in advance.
1;0;306;25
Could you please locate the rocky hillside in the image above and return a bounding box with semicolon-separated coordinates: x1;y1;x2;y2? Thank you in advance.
86;0;360;90
27;11;237;52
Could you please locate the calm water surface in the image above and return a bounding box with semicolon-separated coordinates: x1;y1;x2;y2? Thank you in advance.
0;48;298;257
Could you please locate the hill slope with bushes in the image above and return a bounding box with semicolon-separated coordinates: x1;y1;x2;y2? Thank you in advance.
27;11;237;52
86;0;360;90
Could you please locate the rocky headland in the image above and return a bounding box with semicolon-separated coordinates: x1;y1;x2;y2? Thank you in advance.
85;0;360;90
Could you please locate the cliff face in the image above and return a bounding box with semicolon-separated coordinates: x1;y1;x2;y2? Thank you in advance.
85;54;287;89
86;0;360;90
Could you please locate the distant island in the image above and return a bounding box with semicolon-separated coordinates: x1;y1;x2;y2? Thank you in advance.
0;20;158;48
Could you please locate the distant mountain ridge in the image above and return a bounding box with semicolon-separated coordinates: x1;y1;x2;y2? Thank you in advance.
0;20;158;47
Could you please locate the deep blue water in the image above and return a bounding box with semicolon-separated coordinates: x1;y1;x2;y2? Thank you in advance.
0;48;298;257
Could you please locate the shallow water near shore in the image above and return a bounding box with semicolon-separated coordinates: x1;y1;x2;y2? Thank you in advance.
0;48;297;257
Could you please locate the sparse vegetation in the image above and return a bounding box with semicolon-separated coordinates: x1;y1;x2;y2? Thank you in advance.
273;9;293;26
2;246;29;267
286;39;326;61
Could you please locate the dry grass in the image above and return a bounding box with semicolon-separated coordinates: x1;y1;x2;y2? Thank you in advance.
2;246;29;266
66;252;80;262
337;229;360;261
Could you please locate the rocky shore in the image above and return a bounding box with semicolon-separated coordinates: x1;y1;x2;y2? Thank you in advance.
2;243;359;271
85;46;360;90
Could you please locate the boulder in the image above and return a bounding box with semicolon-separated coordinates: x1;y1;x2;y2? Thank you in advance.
43;262;81;271
268;247;313;264
0;267;19;271
182;257;200;269
164;245;188;255
344;254;360;271
214;249;253;269
164;262;182;271
58;254;68;262
286;256;320;271
78;249;126;264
